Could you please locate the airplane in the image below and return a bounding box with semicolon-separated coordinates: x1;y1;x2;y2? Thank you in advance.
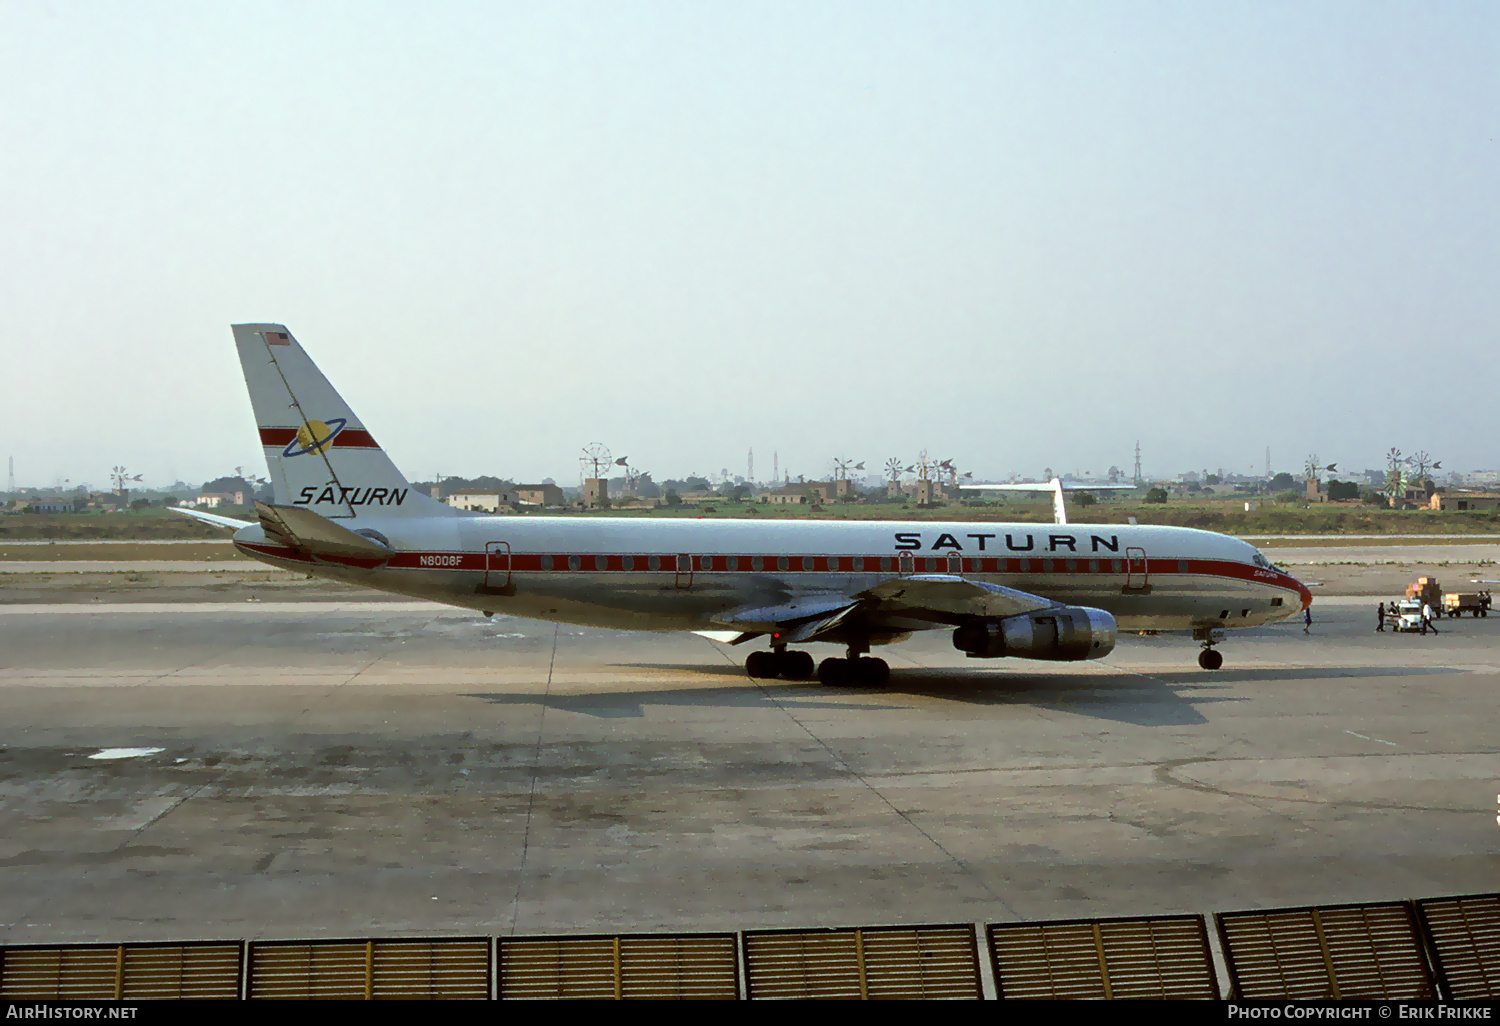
176;324;1312;684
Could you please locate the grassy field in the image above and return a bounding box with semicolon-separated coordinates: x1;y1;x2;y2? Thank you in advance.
5;498;1498;540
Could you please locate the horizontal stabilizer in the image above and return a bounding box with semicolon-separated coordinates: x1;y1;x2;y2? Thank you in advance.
255;502;392;562
170;507;254;531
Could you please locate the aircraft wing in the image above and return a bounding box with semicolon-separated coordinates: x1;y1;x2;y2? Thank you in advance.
858;574;1058;620
707;575;1058;643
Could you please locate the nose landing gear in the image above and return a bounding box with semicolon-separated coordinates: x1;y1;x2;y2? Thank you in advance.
1194;626;1225;670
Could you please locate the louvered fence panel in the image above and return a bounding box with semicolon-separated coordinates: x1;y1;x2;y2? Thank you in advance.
1217;903;1433;1000
859;926;981;999
618;934;738;1000
744;925;980;1000
743;930;864;999
1096;917;1218;999
1415;894;1500;1001
989;922;1108;999
1;942;242;1000
121;944;242;1000
0;946;124;1000
370;939;489;999
1319;905;1434;999
988;916;1217;1000
248;941;370;999
498;936;620;999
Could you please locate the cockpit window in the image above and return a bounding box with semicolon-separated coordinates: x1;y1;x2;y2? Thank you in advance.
1251;551;1287;574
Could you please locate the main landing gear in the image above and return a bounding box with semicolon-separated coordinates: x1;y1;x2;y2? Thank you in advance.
817;655;890;687
745;645;891;686
745;648;814;680
1195;626;1225;670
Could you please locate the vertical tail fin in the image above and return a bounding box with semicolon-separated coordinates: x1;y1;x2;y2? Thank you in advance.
234;323;451;519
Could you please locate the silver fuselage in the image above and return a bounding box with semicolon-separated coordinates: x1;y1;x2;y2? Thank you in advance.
234;514;1309;638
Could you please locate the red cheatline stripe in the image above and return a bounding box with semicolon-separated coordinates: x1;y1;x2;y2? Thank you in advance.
258;427;381;449
231;547;1300;595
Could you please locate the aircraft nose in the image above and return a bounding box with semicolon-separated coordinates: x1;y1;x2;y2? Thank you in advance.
1297;578;1313;610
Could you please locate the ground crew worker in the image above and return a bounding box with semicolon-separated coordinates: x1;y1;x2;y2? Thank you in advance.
1422;601;1440;634
1304;607;1312;634
1376;601;1385;632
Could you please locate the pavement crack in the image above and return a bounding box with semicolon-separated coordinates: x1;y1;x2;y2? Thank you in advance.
508;622;558;936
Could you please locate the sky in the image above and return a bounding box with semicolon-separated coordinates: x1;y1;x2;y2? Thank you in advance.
2;1;1496;490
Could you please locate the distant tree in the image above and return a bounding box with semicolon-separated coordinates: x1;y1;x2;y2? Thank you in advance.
130;498;151;510
664;489;683;506
1144;488;1168;504
1269;472;1295;491
1326;480;1360;501
1074;492;1097;507
1277;490;1301;503
201;475;254;497
683;476;710;493
1205;474;1222;485
1185;481;1202;492
1362;491;1387;506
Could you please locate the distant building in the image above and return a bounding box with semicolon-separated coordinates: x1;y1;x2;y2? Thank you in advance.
27;500;72;514
1430;491;1500;513
515;483;565;507
1468;470;1500;487
446;491;513;513
196;491;245;508
580;478;608;508
760;484;816;505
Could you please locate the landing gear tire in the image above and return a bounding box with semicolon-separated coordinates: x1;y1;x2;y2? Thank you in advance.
778;650;815;681
1198;648;1223;670
745;650;776;679
818;657;849;685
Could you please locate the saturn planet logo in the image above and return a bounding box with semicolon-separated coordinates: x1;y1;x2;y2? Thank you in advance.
283;418;348;458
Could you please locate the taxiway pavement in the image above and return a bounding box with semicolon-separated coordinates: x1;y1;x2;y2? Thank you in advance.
0;596;1496;944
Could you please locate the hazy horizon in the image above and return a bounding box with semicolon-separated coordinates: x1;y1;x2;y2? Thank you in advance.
4;2;1495;490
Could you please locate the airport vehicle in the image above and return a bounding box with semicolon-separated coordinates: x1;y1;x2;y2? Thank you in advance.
1393;599;1426;632
1443;592;1491;618
177;324;1312;682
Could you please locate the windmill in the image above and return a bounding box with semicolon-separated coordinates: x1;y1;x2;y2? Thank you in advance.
109;466;143;495
1385;448;1405;506
579;443;613;481
613;455;636;494
884;457;904;484
1407;451;1440;489
833;458;863;481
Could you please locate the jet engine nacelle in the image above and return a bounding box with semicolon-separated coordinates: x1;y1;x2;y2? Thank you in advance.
952;606;1117;661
